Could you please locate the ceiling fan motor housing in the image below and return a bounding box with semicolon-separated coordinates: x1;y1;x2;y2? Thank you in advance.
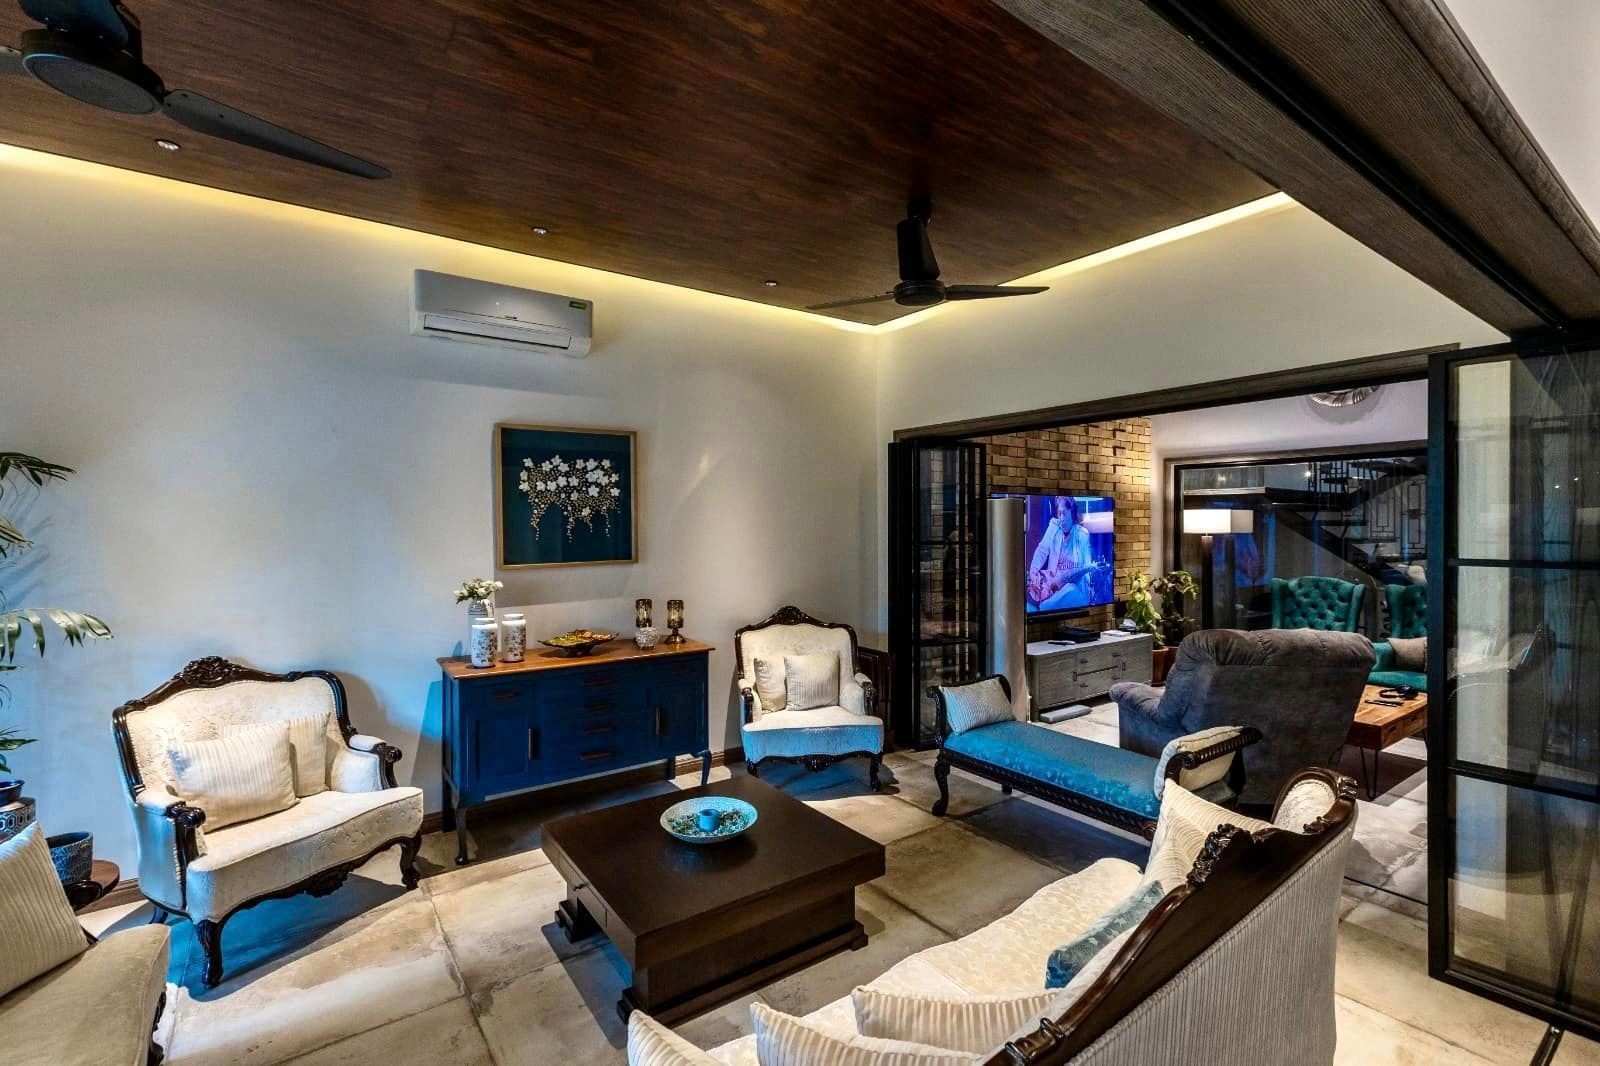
20;27;161;113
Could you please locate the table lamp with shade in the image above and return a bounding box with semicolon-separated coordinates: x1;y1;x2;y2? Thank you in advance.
1182;508;1255;629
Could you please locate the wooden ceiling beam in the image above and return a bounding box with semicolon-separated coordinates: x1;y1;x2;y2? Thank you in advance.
993;0;1600;334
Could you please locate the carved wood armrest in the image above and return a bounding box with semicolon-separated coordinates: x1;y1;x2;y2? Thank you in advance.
163;800;207;869
1160;726;1264;781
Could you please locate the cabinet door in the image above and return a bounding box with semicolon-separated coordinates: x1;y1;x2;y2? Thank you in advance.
650;682;706;756
470;699;537;795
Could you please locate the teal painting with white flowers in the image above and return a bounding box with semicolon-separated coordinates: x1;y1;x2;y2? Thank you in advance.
495;424;636;567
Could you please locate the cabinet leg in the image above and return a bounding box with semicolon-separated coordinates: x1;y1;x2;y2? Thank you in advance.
699;749;713;786
441;782;457;833
664;756;676;781
453;786;470;866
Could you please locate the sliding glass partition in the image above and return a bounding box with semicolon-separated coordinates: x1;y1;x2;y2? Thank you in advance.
1431;339;1600;1038
1172;447;1427;635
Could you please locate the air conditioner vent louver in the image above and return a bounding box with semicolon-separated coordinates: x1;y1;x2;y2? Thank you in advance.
411;271;592;357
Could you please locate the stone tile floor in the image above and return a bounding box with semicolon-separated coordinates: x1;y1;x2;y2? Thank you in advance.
82;704;1597;1066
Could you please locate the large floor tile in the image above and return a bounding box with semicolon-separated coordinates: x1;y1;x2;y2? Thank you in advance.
473;946;631;1066
959;796;1147;874
1555;1032;1600;1064
274;997;493;1066
1335;995;1503;1065
431;860;593;993
888;759;1010;818
675;992;768;1051
165;898;463;1066
1337;901;1548;1064
420;844;552;898
870;821;1062;938
1346;796;1427;893
756;885;952;1018
797;789;944;845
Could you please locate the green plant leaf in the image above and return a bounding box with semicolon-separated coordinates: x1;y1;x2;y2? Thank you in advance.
0;607;113;660
0;515;29;558
0;453;73;490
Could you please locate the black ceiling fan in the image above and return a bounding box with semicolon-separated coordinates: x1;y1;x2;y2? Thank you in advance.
0;0;390;179
807;199;1048;311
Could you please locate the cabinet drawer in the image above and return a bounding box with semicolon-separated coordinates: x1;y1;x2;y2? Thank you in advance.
545;707;651;746
538;663;651;701
647;656;704;683
1073;645;1115;676
543;739;650;778
462;679;535;711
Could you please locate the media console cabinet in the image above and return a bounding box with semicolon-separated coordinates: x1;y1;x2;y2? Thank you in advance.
1025;631;1154;717
438;638;713;865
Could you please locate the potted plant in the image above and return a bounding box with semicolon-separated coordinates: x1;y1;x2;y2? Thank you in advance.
1126;570;1199;684
0;453;113;846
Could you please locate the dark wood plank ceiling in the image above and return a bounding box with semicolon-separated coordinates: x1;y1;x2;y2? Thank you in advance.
0;0;1273;324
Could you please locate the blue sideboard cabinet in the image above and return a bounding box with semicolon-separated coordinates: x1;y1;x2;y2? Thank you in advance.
439;638;713;865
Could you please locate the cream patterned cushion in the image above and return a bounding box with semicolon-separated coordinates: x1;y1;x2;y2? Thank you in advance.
752;1003;975;1065
784;654;839;711
939;677;1014;735
230;711;329;798
1273;776;1340;832
851;986;1057;1054
753;657;789;713
1142;783;1274;894
0;826;87;997
168;720;298;830
1151;725;1247;798
628;1010;721;1065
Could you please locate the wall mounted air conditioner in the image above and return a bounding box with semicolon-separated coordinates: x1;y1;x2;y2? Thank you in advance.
411;270;593;357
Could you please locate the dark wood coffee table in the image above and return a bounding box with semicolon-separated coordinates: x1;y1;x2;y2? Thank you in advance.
542;774;885;1024
1346;684;1428;798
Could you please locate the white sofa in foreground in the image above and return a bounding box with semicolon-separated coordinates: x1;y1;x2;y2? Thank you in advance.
629;767;1357;1066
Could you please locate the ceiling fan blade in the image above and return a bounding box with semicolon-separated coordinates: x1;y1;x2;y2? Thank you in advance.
805;291;896;311
18;0;130;47
943;284;1049;300
0;45;25;76
162;89;391;179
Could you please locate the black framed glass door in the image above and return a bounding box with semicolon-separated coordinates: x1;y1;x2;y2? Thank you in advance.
888;439;988;749
1430;336;1600;1039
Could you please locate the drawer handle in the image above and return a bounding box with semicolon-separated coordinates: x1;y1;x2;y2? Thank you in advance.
583;676;615;688
582;724;615;736
492;690;521;702
655;707;666;736
583;699;614;713
527;727;538;761
580;750;616;762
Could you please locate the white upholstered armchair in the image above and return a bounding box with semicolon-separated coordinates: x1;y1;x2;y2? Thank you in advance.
735;606;884;790
113;657;424;988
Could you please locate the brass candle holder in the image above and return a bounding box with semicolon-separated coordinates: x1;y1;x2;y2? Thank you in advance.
664;599;686;644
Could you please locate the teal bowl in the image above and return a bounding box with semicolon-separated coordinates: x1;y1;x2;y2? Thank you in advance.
660;796;757;845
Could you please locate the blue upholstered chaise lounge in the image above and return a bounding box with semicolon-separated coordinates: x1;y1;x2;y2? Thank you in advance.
930;675;1261;839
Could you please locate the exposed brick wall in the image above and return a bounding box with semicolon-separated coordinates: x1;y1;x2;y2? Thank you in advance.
978;418;1153;635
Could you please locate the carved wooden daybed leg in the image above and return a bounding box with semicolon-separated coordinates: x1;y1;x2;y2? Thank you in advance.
399;831;422;891
868;753;883;792
196;919;224;989
932;756;951;816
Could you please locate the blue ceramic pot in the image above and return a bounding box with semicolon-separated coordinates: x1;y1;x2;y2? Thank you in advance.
0;796;35;846
47;831;93;883
0;780;22;806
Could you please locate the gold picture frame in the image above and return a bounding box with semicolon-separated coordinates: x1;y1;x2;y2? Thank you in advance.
494;422;639;569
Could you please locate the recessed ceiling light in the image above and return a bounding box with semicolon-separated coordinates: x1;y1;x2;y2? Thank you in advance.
154;138;182;152
530;225;550;236
763;279;779;287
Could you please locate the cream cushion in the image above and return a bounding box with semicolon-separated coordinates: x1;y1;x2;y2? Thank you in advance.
1141;783;1274;894
783;653;840;711
629;1010;722;1065
168;720;298;829
183;785;423;920
0;924;169;1066
752;1003;974;1065
753;657;789;712
0;825;88;997
851;986;1057;1053
228;711;330;798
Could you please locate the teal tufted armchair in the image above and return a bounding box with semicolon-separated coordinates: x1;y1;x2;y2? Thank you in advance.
1269;577;1365;633
1370;583;1428;691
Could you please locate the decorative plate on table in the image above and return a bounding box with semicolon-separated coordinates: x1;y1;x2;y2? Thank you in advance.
539;629;616;657
660;796;758;845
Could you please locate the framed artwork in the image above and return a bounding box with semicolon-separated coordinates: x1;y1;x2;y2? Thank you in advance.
495;423;637;568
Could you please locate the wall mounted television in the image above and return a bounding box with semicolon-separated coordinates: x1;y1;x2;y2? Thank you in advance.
1002;494;1116;615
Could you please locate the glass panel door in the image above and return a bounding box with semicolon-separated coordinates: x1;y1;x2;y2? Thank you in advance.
888;440;988;749
1432;339;1600;1037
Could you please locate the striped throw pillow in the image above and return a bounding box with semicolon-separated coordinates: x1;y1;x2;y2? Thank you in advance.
751;1003;976;1066
229;712;329;797
0;825;87;997
626;1011;720;1065
169;720;298;829
782;653;840;711
851;986;1057;1054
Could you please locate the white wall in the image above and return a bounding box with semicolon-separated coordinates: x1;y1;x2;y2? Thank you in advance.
1147;379;1430;568
873;202;1503;626
1443;0;1600;222
0;148;876;868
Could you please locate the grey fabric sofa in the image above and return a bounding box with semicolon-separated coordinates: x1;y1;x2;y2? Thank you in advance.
1114;628;1375;805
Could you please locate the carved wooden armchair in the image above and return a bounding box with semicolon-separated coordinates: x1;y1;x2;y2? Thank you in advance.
113;657;424;988
734;606;884;790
